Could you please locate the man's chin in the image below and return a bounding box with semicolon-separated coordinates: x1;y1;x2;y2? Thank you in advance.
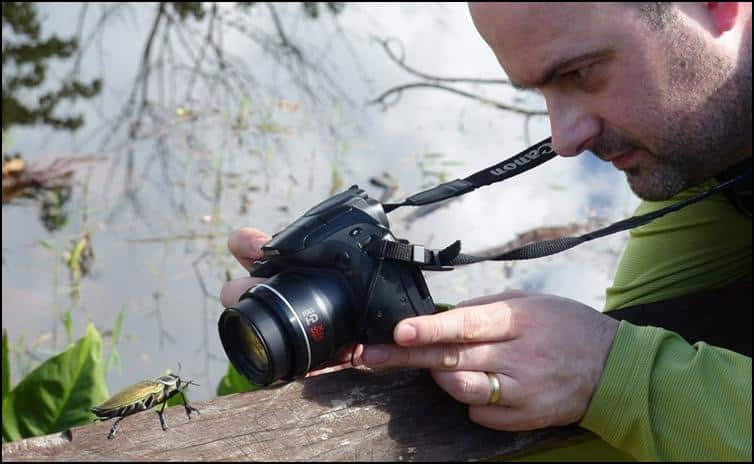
624;168;687;201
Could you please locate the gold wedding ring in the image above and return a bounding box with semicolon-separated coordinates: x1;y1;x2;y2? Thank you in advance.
486;372;502;406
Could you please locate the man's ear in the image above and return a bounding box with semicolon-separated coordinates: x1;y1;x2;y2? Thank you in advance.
706;2;739;35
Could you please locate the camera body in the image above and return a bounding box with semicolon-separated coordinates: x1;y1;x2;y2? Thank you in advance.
218;185;436;385
251;184;436;342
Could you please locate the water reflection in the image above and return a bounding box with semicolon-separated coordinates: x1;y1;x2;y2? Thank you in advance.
2;153;105;234
1;3;638;401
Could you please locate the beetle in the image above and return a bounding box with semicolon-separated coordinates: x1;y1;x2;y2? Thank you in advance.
90;373;200;439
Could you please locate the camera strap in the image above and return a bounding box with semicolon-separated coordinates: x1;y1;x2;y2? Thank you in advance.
383;138;557;213
374;138;752;269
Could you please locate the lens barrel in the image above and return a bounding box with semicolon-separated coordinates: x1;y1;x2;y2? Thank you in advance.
218;269;352;386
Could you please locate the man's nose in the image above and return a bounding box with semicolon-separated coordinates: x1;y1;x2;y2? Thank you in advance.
545;94;601;157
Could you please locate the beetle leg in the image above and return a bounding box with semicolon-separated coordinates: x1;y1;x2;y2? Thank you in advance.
181;391;200;419
108;416;126;439
156;400;169;431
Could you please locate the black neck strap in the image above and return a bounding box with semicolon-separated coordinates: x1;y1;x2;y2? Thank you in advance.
374;139;752;269
383;138;557;213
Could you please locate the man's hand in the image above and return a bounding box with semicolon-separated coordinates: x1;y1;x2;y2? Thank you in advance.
220;227;361;377
359;291;619;431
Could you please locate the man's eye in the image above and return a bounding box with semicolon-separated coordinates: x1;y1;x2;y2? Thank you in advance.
562;66;590;81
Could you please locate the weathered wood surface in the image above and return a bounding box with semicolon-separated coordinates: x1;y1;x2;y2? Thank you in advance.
2;367;590;461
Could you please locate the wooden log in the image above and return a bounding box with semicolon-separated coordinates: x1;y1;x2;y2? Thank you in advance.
2;367;590;461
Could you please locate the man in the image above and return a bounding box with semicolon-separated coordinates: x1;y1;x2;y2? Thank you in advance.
220;3;751;460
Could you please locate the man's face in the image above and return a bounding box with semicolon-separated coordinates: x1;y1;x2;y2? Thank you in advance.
469;3;751;200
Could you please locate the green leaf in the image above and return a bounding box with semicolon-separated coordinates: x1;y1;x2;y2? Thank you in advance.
2;329;10;402
1;323;109;442
216;363;258;397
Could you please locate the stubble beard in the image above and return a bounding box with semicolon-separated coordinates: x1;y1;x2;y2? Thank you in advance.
623;20;752;201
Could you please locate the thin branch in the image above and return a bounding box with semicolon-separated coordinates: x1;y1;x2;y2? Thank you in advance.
183;3;218;102
192;251;210;299
266;3;303;60
68;3;127;82
136;3;166;117
373;36;514;86
98;2;166;153
69;3;89;79
166;8;245;105
224;7;355;106
210;3;226;70
369;82;548;116
147;290;176;350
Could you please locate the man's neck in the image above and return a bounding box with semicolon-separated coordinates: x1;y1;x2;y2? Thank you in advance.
720;142;752;174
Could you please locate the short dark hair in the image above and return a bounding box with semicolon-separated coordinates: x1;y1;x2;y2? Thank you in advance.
625;3;677;31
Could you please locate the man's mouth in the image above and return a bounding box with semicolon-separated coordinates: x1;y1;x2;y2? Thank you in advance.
603;149;639;170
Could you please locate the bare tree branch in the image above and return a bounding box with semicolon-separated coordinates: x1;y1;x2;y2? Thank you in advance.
373;36;513;86
183;3;218;102
266;3;304;60
98;3;166;156
369;36;548;123
69;3;89;79
135;3;166;119
49;2;363;217
369;82;548;116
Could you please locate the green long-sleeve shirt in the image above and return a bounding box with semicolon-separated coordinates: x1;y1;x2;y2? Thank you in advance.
517;179;752;461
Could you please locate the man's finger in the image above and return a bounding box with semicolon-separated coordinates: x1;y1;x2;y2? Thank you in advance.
456;290;532;308
393;301;516;346
361;341;514;371
220;276;266;307
227;227;271;271
430;370;521;406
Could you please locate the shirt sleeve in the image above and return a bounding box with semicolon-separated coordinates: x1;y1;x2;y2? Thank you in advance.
580;320;752;461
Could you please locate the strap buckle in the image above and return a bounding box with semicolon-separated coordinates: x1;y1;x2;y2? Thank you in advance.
418;245;454;271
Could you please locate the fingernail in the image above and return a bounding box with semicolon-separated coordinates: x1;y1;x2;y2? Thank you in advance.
252;238;268;251
395;323;416;344
362;347;388;365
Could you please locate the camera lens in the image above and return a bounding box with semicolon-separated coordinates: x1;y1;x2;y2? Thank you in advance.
218;270;352;386
226;313;269;374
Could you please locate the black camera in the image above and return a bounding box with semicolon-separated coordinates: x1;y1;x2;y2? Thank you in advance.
217;137;728;387
218;185;439;386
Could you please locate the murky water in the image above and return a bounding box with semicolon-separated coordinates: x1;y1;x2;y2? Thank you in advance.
2;3;639;401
